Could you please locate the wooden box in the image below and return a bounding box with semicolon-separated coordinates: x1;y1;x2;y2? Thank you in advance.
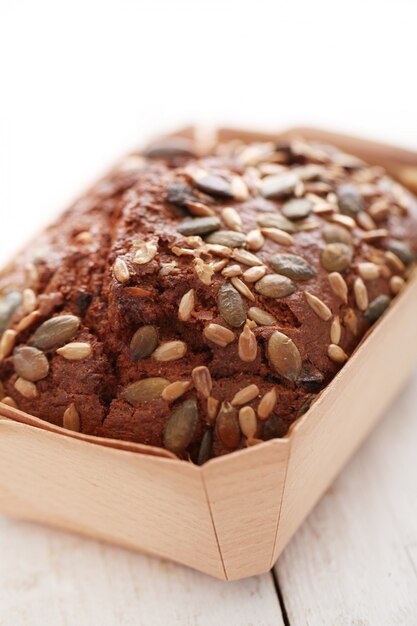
1;128;416;581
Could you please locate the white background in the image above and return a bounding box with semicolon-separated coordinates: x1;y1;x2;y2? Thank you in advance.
1;2;417;624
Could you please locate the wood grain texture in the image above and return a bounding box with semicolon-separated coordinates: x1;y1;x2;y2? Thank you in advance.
272;274;417;564
275;374;417;625
0;517;284;626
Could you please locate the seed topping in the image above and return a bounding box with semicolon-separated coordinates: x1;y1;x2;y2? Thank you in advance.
216;402;241;448
218;282;247;327
203;324;235;347
123;377;170;404
133;241;158;264
178;289;195;321
63;403;81;432
270;253;316;281
30;315;81;351
255;274;297;298
14;377;38;399
130;325;159;361
238;324;257;362
320;243;353;272
13;346;49;381
56;342;92;361
164;399;198;454
153;341;187;362
231;384;260;405
305;292;332;321
192;366;212;398
268;331;301;381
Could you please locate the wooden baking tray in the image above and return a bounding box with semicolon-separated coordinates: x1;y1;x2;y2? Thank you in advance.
1;127;416;581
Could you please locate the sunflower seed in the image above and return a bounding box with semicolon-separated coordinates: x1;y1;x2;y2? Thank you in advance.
385;251;405;272
164;398;198;454
14;377;38;399
386;240;416;265
210;259;230;273
13;346;49;381
230;175;249;201
1;396;17;408
270;253;316;281
330;316;342;345
238;406;257;439
260;172;298;198
0;329;17;360
133;242;158;264
16;310;41;333
207;396;219;422
74;231;93;245
218;282;247;327
185;200;216;217
162;380;191;402
330;214;356;230
257;388;277;420
130;325;159;361
192;366;212;398
203;323;235;347
177;216;221;236
368;199;390;221
247;307;276;325
344;308;359;335
197;429;213;465
336;184;363;217
255;274;297;298
113;258;130;283
222;264;242;278
268;331;301;382
230;277;255;302
30;315;80;350
206;230;247;248
178;289;195;322
172;246;196;257
243;266;267;282
261;227;294;246
361;229;389;241
322;223;353;246
195;175;232;198
232;249;264;267
390;275;406;295
63;403;81;432
364;294;391;324
353;277;368;311
282;198;312;220
327;344;348;363
357;211;376;231
257;213;296;233
153;341;187;362
206;243;233;258
231;384;260;405
357;262;380;280
222;207;242;232
22;289;36;314
321;243;353;272
246;229;265;251
238;324;257;362
328;272;348;302
123;377;170;404
56;342;92;360
216;401;241;448
305;292;332;321
0;291;21;334
194;258;215;285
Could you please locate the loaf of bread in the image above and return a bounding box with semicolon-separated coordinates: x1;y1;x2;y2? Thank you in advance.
0;133;416;461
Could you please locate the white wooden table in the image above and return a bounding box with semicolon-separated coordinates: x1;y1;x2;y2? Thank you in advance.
1;372;416;625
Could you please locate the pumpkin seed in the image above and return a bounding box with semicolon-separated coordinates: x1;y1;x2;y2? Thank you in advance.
322;223;353;246
320;243;353;272
238;324;257;362
260;172;298;198
257;388;277;420
153;341;187;362
231;384;259;405
247;307;276;325
336;184;363;217
14;377;38;399
327;344;348;364
123;377;170;404
255;274;297;298
257;213;296;233
203;323;235;347
162;380;191;402
130;325;159;361
328;272;348;302
63;403;81;432
30;315;80;350
270;253;316;281
195;175;232;197
218;282;246;327
386;240;416;266
192;366;212;398
205;230;247;248
282;198;312;220
197;429;213;465
14;346;49;381
164;399;198;454
177;216;221;236
238;406;257;439
364;294;391;324
56;342;92;361
0;329;17;360
305;292;332;321
268;331;301;382
167;181;194;207
0;291;21;335
215;401;241;448
262;414;288;439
